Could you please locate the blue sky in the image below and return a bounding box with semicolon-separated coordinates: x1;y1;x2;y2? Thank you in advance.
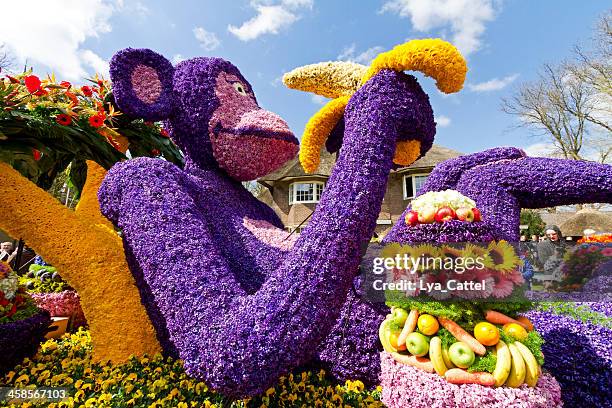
1;0;608;155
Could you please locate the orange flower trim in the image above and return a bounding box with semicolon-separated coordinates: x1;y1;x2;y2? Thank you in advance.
0;162;161;362
300;96;350;173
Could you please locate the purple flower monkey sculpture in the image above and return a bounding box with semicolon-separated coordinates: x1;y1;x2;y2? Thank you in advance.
98;41;466;397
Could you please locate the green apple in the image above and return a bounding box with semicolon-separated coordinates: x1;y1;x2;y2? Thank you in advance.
448;342;475;368
405;332;429;357
392;308;409;326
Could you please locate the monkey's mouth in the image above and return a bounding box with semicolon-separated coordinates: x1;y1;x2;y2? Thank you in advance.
209;110;299;181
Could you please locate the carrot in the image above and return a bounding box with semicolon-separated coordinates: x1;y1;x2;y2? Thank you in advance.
438;317;486;356
484;310;530;330
390;353;435;373
444;368;495;386
397;309;419;347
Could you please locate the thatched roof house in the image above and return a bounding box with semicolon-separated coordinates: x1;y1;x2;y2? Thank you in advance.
559;208;612;237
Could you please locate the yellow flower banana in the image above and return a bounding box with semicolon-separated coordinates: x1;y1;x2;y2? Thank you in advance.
441;346;455;369
493;340;512;387
505;343;526;387
514;342;540;387
379;319;397;353
429;337;448;376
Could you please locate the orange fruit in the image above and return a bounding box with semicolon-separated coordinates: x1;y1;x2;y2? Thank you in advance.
516;316;534;331
417;314;439;335
503;323;528;340
473;322;500;346
389;331;407;351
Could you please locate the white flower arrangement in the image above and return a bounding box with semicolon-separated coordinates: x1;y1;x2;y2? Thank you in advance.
411;189;476;213
0;272;19;300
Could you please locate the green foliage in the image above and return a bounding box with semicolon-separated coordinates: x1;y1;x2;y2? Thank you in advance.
536;302;612;329
520;210;545;238
468;351;497;373
437;327;456;350
0;297;39;324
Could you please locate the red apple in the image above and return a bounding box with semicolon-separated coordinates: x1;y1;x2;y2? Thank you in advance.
472;207;482;222
455;207;474;222
405;210;419;226
434;206;456;223
418;207;436;224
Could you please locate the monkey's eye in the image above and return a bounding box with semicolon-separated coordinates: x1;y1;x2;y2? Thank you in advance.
232;82;248;96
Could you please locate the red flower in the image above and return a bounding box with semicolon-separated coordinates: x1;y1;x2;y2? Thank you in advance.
65;91;78;106
81;85;93;96
32;149;42;161
89;114;105;128
6;75;20;84
60;81;71;88
24;75;42;93
33;88;48;96
56;113;72;126
160;128;170;138
151;149;161;156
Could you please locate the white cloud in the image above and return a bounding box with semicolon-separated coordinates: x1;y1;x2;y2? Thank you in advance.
337;44;385;65
311;94;328;105
193;27;221;51
522;143;562;158
468;74;519;92
0;0;114;80
171;54;186;64
436;115;451;127
80;49;110;78
228;0;313;41
381;0;499;56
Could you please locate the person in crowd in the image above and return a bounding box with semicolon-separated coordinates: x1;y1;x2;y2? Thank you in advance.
519;253;535;290
537;225;567;278
0;241;17;263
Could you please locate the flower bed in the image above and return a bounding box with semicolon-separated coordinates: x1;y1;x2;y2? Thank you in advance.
0;310;51;375
1;329;384;408
30;290;86;329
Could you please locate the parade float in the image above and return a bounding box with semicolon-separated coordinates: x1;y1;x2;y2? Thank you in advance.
0;36;610;408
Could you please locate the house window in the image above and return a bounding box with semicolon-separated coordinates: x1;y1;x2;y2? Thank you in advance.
403;174;429;199
289;182;325;204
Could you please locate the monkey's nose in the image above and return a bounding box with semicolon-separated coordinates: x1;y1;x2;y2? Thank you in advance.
235;109;297;144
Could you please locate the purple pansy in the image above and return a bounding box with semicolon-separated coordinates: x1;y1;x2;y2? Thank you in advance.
0;310;50;374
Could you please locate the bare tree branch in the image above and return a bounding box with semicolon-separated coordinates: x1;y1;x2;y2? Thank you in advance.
502;11;611;164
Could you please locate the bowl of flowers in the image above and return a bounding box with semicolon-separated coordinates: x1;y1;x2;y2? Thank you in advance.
0;261;51;374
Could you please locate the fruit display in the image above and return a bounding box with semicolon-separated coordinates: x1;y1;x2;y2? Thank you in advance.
378;306;544;389
405;189;483;226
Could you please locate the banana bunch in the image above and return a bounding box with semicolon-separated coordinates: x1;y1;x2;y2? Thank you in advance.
493;340;540;387
379;317;397;353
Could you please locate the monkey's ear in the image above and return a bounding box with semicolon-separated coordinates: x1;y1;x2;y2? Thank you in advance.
109;48;174;121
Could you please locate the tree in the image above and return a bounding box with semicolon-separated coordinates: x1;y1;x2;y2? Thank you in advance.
502;12;611;164
520;210;545;239
0;44;12;72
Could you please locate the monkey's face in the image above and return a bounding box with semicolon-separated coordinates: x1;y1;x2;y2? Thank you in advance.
208;71;299;181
